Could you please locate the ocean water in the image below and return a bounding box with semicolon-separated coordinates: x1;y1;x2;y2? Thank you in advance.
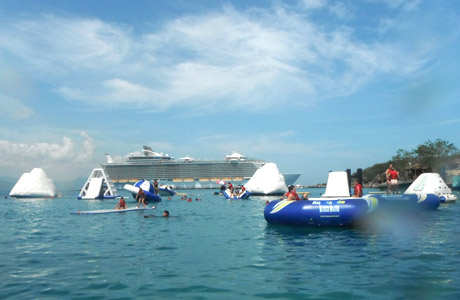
2;188;460;300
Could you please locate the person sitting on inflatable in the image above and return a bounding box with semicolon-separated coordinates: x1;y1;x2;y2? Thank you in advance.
115;197;127;210
286;185;300;201
228;182;234;195
353;180;363;197
234;185;240;196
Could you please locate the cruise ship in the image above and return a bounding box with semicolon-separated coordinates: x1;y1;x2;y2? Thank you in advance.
101;146;300;189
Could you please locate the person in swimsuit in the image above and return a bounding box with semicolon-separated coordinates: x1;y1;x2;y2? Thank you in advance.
228;182;233;196
115;197;127;209
144;210;170;218
136;188;146;208
153;180;159;195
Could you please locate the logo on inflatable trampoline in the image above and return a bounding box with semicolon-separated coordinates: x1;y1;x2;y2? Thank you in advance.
416;194;427;203
269;200;295;214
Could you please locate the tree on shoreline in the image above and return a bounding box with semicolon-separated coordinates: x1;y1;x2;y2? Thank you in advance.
362;139;459;185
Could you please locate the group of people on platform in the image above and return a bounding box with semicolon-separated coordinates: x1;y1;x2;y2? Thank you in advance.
114;193;169;217
279;173;373;202
223;182;246;197
352;164;399;196
281;183;363;201
114;178;170;218
282;185;311;201
114;188;149;209
134;179;161;208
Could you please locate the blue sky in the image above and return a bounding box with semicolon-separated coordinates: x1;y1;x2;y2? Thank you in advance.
0;0;459;185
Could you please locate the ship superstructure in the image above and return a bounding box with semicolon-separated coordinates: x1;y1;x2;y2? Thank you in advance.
102;146;283;188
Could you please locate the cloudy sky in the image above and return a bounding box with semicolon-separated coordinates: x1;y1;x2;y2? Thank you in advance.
0;0;459;184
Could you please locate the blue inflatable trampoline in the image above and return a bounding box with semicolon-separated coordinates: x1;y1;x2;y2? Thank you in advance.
264;193;440;227
264;197;378;227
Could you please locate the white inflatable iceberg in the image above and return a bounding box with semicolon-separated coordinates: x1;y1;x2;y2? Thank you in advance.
405;173;457;203
245;163;288;195
9;168;58;198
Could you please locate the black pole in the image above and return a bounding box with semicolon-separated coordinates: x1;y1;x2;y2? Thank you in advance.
346;169;351;195
357;168;363;184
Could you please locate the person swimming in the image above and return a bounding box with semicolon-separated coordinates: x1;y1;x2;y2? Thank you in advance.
144;210;170;218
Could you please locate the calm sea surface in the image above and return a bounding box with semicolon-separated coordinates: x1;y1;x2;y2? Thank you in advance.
2;188;460;300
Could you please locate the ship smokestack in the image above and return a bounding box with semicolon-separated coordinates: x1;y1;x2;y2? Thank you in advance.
105;153;114;164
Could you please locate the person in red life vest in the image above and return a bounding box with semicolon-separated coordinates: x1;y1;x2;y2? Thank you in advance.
240;185;246;196
115;197;127;209
353;180;363;197
385;164;394;185
228;182;234;195
387;168;399;194
286;185;301;201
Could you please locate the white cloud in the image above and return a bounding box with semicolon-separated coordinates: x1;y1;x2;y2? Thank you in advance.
0;15;132;75
373;0;421;12
328;2;351;19
0;3;451;114
0;94;34;120
55;87;85;102
75;132;95;162
0;132;96;181
102;78;156;104
0;137;72;164
377;17;395;35
300;0;327;10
